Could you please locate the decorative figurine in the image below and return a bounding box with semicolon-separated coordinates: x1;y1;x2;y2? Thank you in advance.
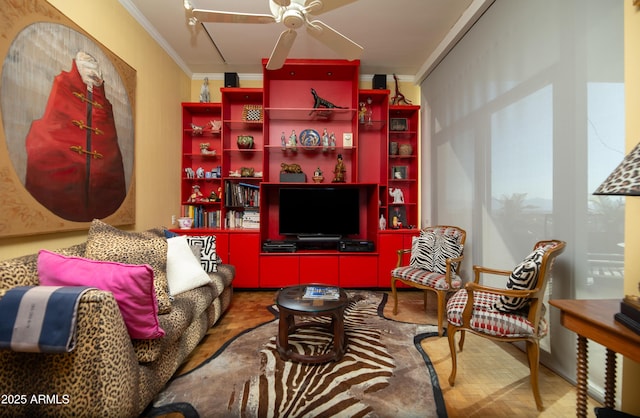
288;129;297;151
322;128;329;152
200;143;216;155
208;120;221;133
366;96;373;124
359;101;367;123
280;162;302;173
209;189;220;202
330;132;336;150
313;167;324;183
188;184;204;203
389;187;404;203
379;214;387;230
199;77;210;103
190;123;204;136
390;74;412;105
309;88;346;115
184;167;195;179
196;166;205;178
281;131;286;150
332;154;346;183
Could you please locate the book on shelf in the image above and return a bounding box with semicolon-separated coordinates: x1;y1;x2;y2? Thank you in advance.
303;286;340;300
224;181;260;208
181;205;222;228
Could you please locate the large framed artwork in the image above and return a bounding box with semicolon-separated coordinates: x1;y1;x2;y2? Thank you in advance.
0;0;136;237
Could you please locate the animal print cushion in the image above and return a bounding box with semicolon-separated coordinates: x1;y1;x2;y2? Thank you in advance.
494;247;546;312
432;233;463;274
409;232;436;271
84;219;171;314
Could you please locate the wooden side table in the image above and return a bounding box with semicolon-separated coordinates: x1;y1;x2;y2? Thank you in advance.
275;285;349;364
550;299;640;418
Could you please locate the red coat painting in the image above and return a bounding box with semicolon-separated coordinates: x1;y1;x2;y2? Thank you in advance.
24;53;126;222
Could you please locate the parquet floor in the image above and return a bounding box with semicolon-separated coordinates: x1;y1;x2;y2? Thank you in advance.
174;290;602;417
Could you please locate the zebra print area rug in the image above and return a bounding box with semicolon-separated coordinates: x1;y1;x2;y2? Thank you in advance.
147;291;446;418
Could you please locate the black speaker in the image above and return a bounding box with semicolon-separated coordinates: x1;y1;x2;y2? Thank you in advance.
224;72;239;87
372;74;387;90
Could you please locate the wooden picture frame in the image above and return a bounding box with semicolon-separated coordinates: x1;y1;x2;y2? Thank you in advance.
390;118;408;131
0;0;136;237
390;206;407;228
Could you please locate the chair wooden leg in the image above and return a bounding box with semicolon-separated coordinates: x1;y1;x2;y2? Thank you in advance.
526;340;544;411
436;291;445;337
458;330;466;351
391;277;399;315
447;325;458;386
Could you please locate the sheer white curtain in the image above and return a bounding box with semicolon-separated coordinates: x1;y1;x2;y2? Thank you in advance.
421;0;624;400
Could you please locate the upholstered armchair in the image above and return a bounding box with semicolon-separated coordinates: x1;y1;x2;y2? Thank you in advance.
446;239;566;411
391;226;466;336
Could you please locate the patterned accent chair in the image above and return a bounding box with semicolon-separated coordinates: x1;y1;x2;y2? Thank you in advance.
446;239;566;411
391;226;466;336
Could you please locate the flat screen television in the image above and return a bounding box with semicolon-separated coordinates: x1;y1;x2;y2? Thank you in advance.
278;187;360;240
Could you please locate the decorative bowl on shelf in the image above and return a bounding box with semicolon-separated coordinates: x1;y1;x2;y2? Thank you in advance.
237;135;254;149
177;217;194;229
399;144;413;156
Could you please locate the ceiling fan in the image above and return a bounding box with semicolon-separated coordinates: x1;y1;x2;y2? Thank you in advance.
185;0;363;70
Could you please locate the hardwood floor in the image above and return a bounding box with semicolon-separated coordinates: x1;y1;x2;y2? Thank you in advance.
175;290;602;417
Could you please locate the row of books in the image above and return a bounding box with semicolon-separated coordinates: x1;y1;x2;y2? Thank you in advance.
181;205;222;228
224;182;259;208
225;209;260;229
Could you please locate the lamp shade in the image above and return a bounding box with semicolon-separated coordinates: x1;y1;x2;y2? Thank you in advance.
594;142;640;196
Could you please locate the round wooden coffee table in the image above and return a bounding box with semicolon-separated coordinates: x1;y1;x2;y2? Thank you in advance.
275;285;349;364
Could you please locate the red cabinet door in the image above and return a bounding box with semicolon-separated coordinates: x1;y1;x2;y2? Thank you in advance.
228;232;260;288
339;255;378;287
259;255;299;288
299;255;339;286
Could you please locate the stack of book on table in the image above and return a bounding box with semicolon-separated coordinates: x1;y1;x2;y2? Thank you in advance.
303;286;340;300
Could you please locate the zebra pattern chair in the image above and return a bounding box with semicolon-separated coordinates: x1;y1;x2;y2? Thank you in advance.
390;225;466;336
446;239;566;411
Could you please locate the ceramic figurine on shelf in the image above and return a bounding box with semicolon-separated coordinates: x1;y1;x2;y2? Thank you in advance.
281;131;286;150
330;132;336;150
196;166;205;178
313;167;324;183
379;214;387;230
199;77;210;103
322;128;329;151
188;185;204;203
332;154;346;183
359;101;367;123
389;187;404;204
309;88;346;114
288;129;297;151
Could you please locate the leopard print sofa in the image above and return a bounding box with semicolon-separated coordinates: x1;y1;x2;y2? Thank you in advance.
0;241;234;417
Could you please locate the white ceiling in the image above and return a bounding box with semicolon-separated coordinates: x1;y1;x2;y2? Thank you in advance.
120;0;493;80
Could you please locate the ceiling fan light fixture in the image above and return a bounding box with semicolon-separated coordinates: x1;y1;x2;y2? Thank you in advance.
281;9;305;29
183;0;193;11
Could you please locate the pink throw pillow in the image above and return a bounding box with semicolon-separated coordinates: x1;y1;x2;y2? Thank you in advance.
37;250;165;339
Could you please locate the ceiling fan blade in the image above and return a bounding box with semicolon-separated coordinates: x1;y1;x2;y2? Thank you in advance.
266;30;297;70
306;20;363;61
192;9;276;24
272;0;291;6
305;0;358;15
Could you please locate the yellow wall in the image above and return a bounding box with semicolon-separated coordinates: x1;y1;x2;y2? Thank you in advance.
0;0;191;260
622;1;640;414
